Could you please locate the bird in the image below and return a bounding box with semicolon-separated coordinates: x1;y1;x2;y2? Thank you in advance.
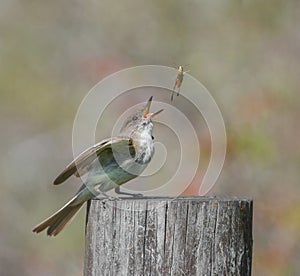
33;96;163;236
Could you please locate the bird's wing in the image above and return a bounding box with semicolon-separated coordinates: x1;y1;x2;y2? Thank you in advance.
53;137;134;185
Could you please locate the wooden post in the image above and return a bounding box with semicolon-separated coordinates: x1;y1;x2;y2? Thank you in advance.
84;197;253;276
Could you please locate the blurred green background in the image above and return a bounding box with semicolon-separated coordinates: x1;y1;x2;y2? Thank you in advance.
1;0;300;275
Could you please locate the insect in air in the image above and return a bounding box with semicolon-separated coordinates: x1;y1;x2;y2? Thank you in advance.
171;65;189;101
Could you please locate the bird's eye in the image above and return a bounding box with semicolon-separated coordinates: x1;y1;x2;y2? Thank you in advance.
142;122;147;126
152;135;154;140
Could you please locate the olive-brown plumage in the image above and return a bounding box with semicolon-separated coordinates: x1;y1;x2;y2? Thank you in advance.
33;96;163;236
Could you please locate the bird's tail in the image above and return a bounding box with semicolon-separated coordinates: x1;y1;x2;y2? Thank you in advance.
32;187;92;236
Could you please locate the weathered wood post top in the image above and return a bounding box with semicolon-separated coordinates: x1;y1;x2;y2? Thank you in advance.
84;196;253;275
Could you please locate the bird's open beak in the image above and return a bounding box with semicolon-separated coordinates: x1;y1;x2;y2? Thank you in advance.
150;109;164;118
143;96;153;117
143;96;163;118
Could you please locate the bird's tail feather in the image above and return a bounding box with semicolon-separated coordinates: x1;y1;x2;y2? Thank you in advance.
33;188;91;236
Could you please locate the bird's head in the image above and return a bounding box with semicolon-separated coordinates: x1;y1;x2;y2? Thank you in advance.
120;96;163;136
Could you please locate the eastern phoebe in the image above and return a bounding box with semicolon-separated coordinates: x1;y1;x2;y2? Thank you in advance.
33;96;163;236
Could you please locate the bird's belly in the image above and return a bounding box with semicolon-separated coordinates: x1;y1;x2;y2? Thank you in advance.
85;158;147;193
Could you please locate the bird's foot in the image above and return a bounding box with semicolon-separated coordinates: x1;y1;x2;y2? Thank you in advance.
97;192;120;202
115;187;144;198
129;193;144;198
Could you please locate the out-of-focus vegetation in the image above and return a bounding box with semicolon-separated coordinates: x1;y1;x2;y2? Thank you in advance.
1;0;300;275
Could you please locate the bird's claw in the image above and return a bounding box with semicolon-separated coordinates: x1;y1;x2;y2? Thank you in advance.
114;187;144;198
97;193;120;202
131;193;144;198
101;196;121;203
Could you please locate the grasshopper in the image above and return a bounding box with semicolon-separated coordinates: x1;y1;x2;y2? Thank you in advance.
171;65;189;101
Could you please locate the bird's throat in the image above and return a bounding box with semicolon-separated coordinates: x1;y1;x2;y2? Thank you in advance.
133;131;154;164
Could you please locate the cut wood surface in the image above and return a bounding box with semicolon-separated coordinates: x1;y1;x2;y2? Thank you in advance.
84;196;253;276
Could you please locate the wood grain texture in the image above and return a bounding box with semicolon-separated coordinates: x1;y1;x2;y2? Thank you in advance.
84;197;253;276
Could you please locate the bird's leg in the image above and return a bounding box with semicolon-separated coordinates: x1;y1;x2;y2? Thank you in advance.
177;86;181;96
171;90;175;101
114;186;143;198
